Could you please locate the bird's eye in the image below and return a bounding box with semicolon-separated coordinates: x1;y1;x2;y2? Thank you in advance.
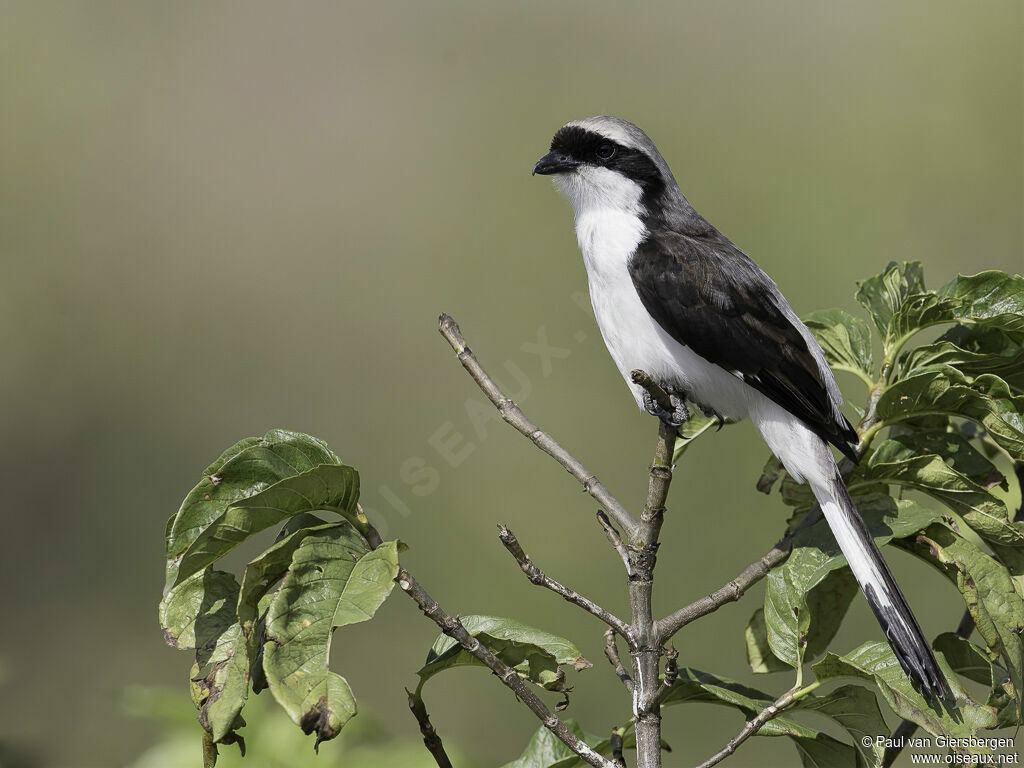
595;143;617;161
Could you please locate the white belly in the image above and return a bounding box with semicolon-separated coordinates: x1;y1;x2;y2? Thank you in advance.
576;208;752;421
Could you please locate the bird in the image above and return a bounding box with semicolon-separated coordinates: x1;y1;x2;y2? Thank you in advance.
532;115;951;701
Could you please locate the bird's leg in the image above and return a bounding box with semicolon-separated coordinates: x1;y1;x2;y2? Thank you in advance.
642;389;690;427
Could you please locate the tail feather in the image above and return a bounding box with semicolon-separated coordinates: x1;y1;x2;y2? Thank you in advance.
813;473;953;701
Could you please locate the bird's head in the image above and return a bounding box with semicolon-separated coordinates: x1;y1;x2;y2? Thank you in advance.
533;116;674;218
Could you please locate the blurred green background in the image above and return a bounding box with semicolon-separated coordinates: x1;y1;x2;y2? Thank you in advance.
1;1;1021;766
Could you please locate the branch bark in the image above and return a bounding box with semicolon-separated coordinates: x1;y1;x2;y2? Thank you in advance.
498;525;632;639
604;627;635;695
438;313;638;540
629;418;678;768
406;688;454;768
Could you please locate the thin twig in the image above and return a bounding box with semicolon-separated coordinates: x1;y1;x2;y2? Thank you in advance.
597;510;634;576
406;688;454;768
396;566;615;768
498;525;632;639
439;314;637;540
695;683;819;768
653;508;821;645
604;627;635;695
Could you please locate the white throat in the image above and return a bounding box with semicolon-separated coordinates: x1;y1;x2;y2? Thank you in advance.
553;166;647;274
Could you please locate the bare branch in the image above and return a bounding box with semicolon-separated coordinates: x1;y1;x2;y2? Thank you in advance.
596;510;633;576
497;525;632;639
395;566;616;768
406;688;453;768
438;314;637;539
604;627;634;695
696;684;817;768
653;508;821;645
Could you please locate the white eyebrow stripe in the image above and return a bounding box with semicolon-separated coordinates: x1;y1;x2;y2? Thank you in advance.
565;118;642;151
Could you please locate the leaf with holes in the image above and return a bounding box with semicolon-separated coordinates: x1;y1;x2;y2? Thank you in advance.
933;633;1020;728
164;429;358;593
897;524;1024;720
866;435;1021;545
875;366;1024;461
261;522;400;749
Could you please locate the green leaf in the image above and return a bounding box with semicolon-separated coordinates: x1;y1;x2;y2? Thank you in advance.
418;615;590;693
813;642;998;750
856;261;926;338
897;523;1024;720
933;633;1019;728
935;271;1024;332
500;719;640;768
866;435;1021;545
884;270;1024;351
745;608;791;674
804;309;874;384
236;521;343;673
261;522;400;749
900;335;1024;393
661;669;859;766
164;429;352;592
797;685;888;768
875;366;1024;461
673;406;722;461
158;568;250;746
761;495;939;670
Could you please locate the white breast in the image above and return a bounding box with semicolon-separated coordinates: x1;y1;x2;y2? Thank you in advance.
556;169;752;421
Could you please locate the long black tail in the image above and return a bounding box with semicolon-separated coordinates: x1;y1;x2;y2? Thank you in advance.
812;472;952;701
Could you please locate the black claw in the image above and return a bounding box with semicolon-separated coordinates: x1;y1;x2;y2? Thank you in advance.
701;405;726;431
642;390;690;427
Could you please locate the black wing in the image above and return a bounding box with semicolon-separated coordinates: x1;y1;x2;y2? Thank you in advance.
628;230;858;460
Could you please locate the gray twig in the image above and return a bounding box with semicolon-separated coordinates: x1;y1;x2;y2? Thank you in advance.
653;508;821;645
439;314;638;540
498;525;632;639
604;627;635;695
597;510;633;576
695;685;810;768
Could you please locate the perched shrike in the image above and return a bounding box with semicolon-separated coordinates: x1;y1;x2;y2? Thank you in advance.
534;116;951;700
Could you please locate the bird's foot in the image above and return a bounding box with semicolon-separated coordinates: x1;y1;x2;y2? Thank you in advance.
642;390;690;427
700;405;726;432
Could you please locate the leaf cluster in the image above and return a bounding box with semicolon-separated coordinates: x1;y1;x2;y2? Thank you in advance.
744;263;1024;764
